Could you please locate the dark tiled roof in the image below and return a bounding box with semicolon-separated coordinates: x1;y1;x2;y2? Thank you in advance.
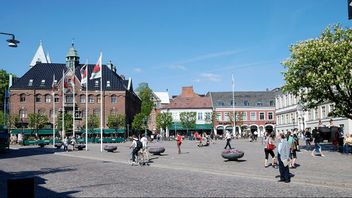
207;91;277;108
11;63;129;91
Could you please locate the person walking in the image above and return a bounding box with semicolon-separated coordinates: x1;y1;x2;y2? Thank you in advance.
63;136;68;152
312;128;325;157
264;132;277;168
277;132;291;183
224;130;232;149
304;128;312;151
176;133;182;154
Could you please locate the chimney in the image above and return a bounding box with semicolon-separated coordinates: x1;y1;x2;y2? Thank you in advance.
181;86;197;97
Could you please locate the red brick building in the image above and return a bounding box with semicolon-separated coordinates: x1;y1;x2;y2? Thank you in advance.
9;44;141;137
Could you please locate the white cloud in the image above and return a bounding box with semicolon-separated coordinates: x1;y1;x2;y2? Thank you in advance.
200;73;221;82
133;67;142;72
168;64;187;71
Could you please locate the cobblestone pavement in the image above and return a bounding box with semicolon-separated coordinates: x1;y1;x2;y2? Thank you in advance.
0;138;351;197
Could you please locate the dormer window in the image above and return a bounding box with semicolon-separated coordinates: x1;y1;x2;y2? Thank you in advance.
40;79;46;86
106;81;111;87
95;80;99;87
28;79;33;86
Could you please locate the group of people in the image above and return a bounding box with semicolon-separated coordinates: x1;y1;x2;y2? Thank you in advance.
262;130;300;183
129;134;149;165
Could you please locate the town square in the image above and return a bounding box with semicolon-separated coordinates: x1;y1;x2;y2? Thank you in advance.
1;1;352;197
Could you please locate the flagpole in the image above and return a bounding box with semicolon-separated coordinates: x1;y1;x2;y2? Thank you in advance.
73;63;76;139
52;74;56;148
85;60;88;151
100;52;103;152
232;73;235;137
62;70;65;141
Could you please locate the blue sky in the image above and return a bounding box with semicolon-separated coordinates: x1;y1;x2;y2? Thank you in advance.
0;0;349;96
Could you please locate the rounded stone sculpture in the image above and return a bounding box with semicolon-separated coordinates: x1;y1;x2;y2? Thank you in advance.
104;145;117;152
148;147;165;155
221;149;244;161
74;144;86;150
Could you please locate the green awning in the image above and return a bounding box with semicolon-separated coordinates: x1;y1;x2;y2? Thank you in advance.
11;129;59;135
168;123;212;130
11;129;34;135
80;128;126;134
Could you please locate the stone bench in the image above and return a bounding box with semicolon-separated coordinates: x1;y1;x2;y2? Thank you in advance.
148;147;165;155
74;144;86;150
221;149;244;161
104;145;117;152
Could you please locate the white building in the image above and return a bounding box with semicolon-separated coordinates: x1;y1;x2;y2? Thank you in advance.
275;90;351;135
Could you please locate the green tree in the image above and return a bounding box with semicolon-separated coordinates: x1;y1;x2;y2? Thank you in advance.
28;113;49;134
131;113;146;131
156;112;173;135
0;111;4;126
107;114;126;131
57;112;73;133
282;24;352;119
180;112;197;136
7;114;19;129
0;69;14;112
83;114;100;134
133;84;154;130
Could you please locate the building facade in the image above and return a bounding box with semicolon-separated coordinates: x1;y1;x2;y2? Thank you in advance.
207;90;277;137
9;43;141;137
275;89;352;136
161;86;212;137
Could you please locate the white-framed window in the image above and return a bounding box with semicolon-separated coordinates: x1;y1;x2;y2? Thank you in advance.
45;94;51;103
268;112;273;120
97;95;101;103
197;112;203;120
322;105;326;118
80;95;86;103
250;112;256;121
259;112;265;120
35;94;41;103
88;95;94;103
107;81;111;87
224;112;230;121
111;95;117;104
242;112;247;121
28;79;33;86
205;112;211;121
216;112;222;121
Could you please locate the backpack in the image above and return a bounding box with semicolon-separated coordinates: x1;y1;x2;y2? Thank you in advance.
136;140;143;150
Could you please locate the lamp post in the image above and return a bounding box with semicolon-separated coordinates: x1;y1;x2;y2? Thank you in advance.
0;32;20;47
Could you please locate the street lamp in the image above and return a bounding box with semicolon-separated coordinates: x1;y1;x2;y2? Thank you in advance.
0;32;20;47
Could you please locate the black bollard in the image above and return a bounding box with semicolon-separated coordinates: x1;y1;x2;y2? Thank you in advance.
8;177;34;198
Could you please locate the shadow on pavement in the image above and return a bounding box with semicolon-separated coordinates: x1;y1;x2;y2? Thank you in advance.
0;146;64;160
0;167;78;197
224;159;247;162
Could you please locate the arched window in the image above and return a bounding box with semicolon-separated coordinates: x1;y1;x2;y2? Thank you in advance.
35;94;42;103
88;95;94;103
80;94;86;103
20;94;26;102
97;95;101;104
45;94;51;103
111;95;117;104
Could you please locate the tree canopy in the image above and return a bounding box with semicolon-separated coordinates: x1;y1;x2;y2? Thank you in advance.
156;112;173;133
179;112;196;132
107;114;125;130
282;24;352;119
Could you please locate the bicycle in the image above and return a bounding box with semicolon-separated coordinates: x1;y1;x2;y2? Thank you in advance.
128;148;150;166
